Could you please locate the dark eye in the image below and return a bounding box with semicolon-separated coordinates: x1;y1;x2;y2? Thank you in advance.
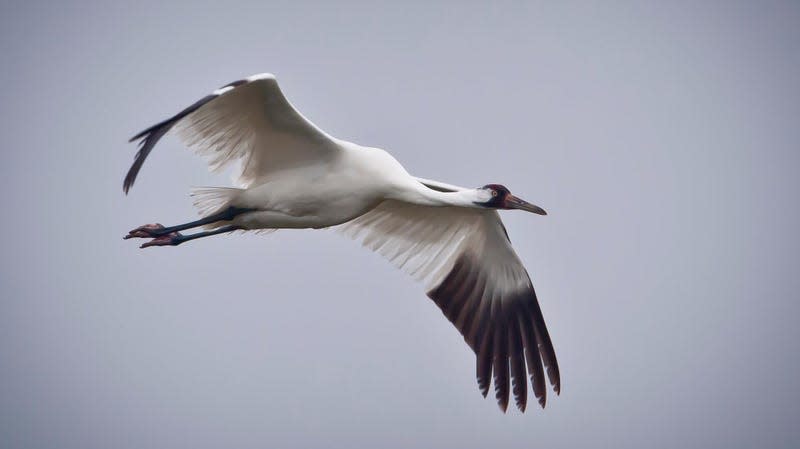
491;190;498;197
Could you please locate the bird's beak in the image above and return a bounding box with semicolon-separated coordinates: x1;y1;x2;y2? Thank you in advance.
505;194;547;215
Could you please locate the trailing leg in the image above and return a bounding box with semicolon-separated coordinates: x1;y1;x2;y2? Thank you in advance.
124;206;253;240
139;225;243;249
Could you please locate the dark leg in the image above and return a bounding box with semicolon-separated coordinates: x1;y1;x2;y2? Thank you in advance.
125;207;252;240
140;225;243;249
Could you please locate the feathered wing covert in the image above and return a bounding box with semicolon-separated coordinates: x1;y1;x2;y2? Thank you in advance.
125;73;340;193
339;199;560;411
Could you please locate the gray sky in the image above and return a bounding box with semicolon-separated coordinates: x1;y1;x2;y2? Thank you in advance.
1;1;799;448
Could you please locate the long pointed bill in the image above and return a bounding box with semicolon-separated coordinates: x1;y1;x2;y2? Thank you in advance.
504;194;547;215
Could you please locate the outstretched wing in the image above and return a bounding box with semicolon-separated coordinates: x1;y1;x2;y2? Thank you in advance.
124;73;341;193
339;200;560;412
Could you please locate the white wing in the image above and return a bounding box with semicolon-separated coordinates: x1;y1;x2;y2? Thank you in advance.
339;200;560;412
124;73;340;193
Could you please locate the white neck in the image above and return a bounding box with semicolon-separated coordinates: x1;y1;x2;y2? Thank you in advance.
392;181;488;208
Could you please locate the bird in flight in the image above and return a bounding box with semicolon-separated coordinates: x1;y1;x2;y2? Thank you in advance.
123;73;560;412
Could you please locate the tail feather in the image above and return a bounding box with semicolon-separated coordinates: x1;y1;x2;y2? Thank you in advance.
190;187;243;218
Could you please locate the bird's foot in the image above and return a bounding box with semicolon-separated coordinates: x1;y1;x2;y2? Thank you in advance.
140;231;184;249
124;223;166;239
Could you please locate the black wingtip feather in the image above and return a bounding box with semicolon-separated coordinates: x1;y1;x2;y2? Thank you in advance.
527;294;561;396
122;89;224;193
426;253;560;413
491;300;510;412
476;324;493;398
129;127;152;143
509;315;528;412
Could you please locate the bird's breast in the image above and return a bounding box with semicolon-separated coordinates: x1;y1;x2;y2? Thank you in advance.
237;164;388;229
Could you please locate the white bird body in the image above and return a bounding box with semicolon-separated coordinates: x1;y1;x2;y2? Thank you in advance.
205;141;488;230
229;143;406;228
123;73;560;413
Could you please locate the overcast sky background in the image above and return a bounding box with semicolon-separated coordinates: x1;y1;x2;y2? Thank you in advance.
1;1;799;448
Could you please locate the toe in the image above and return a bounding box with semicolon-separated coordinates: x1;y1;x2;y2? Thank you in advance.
139;231;182;248
125;223;166;239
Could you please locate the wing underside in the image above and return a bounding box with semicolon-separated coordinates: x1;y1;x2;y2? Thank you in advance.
340;200;560;411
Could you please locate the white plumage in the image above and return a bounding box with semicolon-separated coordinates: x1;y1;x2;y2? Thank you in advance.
124;73;560;412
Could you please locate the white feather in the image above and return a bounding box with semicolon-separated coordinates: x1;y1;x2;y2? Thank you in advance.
172;76;340;187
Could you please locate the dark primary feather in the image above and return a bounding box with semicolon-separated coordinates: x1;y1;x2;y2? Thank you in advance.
509;317;528;411
492;297;510;412
426;253;560;411
123;78;250;194
520;310;547;407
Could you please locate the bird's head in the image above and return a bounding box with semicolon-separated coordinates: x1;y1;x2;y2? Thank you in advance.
475;184;547;215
